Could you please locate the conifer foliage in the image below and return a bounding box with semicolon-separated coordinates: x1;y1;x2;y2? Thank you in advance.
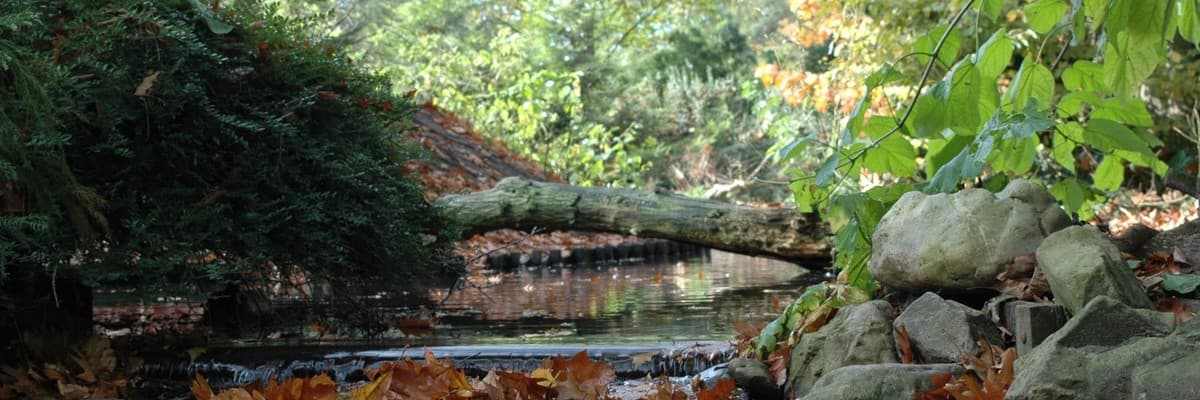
0;0;458;308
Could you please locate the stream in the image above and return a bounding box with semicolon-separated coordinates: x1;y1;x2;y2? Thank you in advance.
134;250;824;395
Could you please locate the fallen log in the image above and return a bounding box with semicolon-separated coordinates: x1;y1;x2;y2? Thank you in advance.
435;177;831;264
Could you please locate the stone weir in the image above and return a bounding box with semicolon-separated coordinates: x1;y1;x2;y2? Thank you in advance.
136;342;733;391
483;240;711;271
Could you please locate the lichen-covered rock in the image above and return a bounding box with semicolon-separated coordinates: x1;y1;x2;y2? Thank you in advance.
798;363;964;400
787;300;897;398
870;179;1072;292
1036;225;1153;313
892;292;1001;362
1007;296;1195;400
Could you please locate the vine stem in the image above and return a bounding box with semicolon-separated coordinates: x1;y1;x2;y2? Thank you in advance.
811;0;977;194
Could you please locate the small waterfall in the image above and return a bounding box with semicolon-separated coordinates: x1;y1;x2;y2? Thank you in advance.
138;342;736;391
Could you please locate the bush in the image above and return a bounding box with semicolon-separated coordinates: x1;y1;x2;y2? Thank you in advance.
0;0;458;314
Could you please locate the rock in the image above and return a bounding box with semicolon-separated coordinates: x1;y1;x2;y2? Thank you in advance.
1007;296;1196;400
1002;300;1068;357
797;363;963;400
695;363;731;390
1141;219;1200;264
728;358;781;400
870;179;1072;292
892;292;1002;362
1036;226;1153;313
787;300;897;397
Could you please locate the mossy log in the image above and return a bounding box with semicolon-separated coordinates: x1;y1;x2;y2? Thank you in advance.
436;177;831;264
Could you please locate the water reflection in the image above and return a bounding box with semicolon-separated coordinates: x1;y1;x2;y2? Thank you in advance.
433;250;822;344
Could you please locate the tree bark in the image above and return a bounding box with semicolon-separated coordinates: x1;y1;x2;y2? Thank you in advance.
436;177;831;264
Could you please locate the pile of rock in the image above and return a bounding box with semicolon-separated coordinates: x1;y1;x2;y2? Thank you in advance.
715;180;1200;400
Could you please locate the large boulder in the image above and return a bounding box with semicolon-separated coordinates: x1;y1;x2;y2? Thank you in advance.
870;179;1072;292
798;363;963;400
787;300;897;398
892;292;1002;362
1036;225;1153;313
1007;296;1198;400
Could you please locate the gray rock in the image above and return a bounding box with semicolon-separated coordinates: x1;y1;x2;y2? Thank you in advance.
798;363;963;400
870;179;1072;292
787;300;897;397
696;362;730;390
728;358;781;400
1003;300;1068;357
1036;226;1153;313
893;292;1001;362
1007;296;1196;400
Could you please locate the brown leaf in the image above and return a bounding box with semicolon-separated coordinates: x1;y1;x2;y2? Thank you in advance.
191;373;213;400
696;378;737;400
134;71;159;97
896;324;916;364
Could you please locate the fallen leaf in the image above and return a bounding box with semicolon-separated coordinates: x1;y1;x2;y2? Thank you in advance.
695;378;737;400
134;71;159;97
896;324;915;364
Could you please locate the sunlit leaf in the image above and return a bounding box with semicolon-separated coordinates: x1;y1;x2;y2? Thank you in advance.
1025;0;1069;34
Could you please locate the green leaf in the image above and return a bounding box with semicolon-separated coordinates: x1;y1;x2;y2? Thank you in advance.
1057;91;1102;117
1052;122;1084;173
977;0;1005;20
1026;0;1070;34
974;30;1014;79
906;93;949;138
1093;156;1125;191
1102;31;1164;98
1092;98;1154;127
1004;59;1054;112
1061;60;1105;92
988;135;1038;174
1081;0;1108;31
790;180;830;213
816;154;839;186
1049;178;1088;216
1162;274;1200;294
863;135;917;178
865;63;904;87
925;134;973;176
914;25;963;68
1178;0;1200;43
926;147;984;193
1082;119;1156;159
776;136;812;162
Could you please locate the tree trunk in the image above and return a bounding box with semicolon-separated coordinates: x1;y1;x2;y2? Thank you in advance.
436;177;831;264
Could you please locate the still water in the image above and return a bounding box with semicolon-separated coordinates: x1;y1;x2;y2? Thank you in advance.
430;250;822;345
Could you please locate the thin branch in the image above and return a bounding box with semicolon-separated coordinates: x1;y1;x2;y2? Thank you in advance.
811;0;977;202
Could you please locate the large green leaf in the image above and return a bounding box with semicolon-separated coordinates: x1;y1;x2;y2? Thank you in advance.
974;29;1014;79
1061;60;1105;92
1026;0;1070;34
1004;59;1054;112
1081;119;1157;159
1102;31;1164;98
988;135;1037;174
863;117;917;177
